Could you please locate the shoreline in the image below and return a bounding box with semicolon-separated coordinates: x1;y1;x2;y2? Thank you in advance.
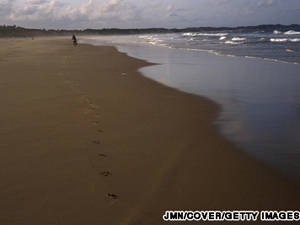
112;41;300;184
1;37;300;225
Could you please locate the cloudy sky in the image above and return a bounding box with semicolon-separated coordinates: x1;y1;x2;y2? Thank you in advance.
1;0;299;29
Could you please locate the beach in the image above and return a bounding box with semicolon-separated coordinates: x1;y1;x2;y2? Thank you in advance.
0;37;299;225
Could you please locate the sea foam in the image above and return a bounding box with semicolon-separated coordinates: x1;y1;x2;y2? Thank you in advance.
232;37;247;41
270;38;300;42
284;30;300;35
273;30;282;34
182;32;228;37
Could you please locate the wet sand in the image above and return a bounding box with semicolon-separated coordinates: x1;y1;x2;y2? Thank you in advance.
0;37;299;225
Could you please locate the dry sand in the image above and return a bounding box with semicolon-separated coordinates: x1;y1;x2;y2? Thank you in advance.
0;37;299;225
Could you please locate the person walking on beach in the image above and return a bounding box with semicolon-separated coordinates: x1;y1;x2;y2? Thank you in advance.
72;34;77;46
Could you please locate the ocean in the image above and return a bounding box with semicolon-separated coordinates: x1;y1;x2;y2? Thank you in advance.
79;27;300;183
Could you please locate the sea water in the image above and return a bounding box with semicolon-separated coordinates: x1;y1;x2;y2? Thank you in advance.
79;28;300;183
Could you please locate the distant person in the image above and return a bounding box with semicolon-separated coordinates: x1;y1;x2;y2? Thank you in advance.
72;34;77;46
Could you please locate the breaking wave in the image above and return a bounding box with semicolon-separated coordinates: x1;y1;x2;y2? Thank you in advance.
270;38;300;42
284;30;300;35
225;40;242;45
231;37;247;41
182;32;228;37
273;30;282;34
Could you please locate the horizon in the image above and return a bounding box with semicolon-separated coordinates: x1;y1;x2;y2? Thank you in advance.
2;23;300;32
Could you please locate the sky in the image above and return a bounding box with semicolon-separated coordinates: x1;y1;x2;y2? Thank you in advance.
1;0;300;29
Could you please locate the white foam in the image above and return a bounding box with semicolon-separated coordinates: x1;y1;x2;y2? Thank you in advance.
182;32;198;37
225;40;241;45
284;30;300;35
286;48;294;52
219;36;226;40
270;38;300;42
138;35;150;38
270;38;288;42
182;32;228;37
232;37;246;41
273;30;282;34
291;38;300;42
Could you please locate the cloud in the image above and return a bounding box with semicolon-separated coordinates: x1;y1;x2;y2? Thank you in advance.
199;0;297;26
26;0;48;4
206;0;236;7
7;0;65;21
75;0;143;25
257;0;276;8
0;0;15;18
1;0;300;29
166;5;173;12
1;0;144;28
150;1;160;8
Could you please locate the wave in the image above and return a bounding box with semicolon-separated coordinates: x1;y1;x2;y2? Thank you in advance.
284;30;300;35
182;32;228;37
193;48;299;65
270;38;288;42
232;37;246;41
270;38;300;42
225;40;241;45
219;36;227;40
286;48;294;52
291;38;300;42
273;30;282;34
138;35;151;38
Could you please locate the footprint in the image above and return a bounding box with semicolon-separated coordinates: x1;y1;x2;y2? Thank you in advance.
92;121;99;126
100;172;111;176
98;153;107;157
106;193;119;199
84;109;93;115
92;140;100;144
89;103;97;108
97;129;102;133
